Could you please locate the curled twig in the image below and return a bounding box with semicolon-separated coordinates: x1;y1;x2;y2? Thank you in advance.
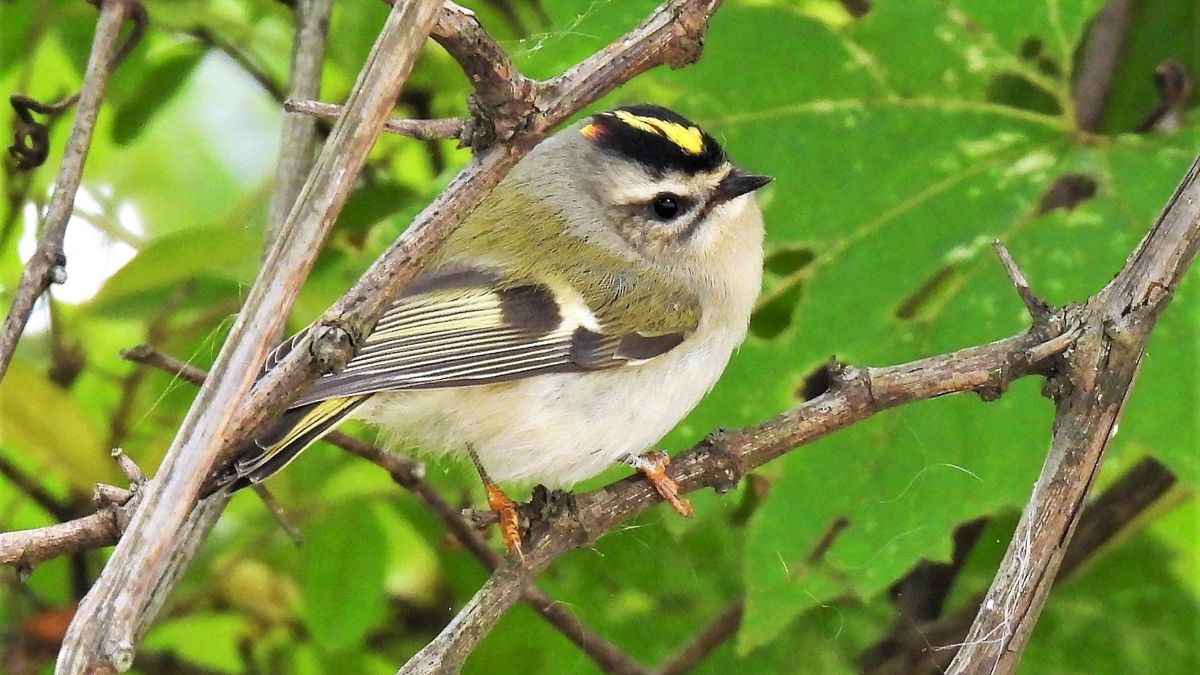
7;94;80;170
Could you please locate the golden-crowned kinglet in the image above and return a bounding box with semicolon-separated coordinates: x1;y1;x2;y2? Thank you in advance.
221;104;769;547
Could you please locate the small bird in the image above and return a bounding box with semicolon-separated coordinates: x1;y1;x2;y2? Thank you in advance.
220;104;769;552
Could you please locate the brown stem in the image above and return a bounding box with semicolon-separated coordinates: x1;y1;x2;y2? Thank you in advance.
283;98;465;141
653;598;744;675
0;0;142;381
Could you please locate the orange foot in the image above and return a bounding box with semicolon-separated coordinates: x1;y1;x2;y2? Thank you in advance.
484;480;524;561
466;445;524;560
623;451;693;518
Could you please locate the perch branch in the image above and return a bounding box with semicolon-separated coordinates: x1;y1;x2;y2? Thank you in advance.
398;322;1076;673
0;0;143;381
947;155;1200;674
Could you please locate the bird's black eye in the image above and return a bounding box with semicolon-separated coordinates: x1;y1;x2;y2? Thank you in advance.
651;194;681;220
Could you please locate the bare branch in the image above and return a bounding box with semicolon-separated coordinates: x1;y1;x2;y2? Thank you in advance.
0;510;120;572
947;155;1200;673
1;451;146;572
0;0;144;381
283;98;464;141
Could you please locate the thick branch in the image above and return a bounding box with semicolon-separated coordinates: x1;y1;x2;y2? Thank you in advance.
56;3;443;672
947;154;1200;673
0;0;141;381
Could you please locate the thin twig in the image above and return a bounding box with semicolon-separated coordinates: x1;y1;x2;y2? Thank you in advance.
654;599;744;675
283;98;465;141
188;26;287;102
0;0;143;381
249;484;303;546
992;239;1048;317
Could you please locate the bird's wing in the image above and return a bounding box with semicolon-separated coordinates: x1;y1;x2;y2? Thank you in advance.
282;265;700;406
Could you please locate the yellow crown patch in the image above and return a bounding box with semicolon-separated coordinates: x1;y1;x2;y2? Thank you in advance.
610;110;705;155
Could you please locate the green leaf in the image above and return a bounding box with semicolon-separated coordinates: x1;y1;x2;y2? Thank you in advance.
299;499;389;652
143;612;250;673
88;224;260;315
110;46;206;145
0;361;113;491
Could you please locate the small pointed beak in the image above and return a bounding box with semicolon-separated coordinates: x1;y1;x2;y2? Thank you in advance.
713;169;772;205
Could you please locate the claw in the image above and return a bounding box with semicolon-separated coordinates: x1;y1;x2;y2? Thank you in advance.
624;451;693;518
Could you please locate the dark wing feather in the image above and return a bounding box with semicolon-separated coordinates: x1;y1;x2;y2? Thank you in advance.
283;267;696;406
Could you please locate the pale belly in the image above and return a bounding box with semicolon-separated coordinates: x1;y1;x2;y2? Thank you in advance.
353;328;739;487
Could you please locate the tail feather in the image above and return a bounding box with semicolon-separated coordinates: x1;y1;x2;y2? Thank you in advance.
213;395;369;494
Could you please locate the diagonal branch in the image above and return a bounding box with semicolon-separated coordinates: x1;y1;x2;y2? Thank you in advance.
947;155;1200;673
0;0;144;381
863;456;1180;674
56;2;444;672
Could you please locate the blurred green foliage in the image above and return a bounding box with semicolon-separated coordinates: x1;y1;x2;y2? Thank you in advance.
1;0;1197;673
